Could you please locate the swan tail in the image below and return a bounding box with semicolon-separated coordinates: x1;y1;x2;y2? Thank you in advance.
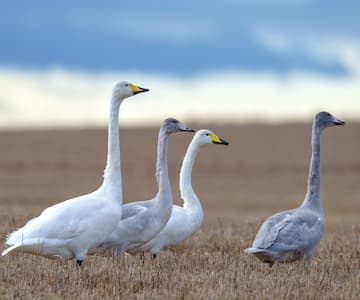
244;247;263;254
2;238;71;258
244;247;276;264
2;240;40;256
5;228;26;245
2;244;22;256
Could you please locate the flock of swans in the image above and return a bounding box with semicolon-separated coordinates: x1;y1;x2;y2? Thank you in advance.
1;81;345;267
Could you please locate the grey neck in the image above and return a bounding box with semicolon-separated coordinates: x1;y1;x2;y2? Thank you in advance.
155;126;171;197
179;139;201;208
302;121;323;211
102;96;122;193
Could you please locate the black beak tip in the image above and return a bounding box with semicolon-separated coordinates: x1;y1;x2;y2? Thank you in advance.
221;139;229;145
180;128;195;132
134;88;149;94
180;127;195;132
214;139;229;145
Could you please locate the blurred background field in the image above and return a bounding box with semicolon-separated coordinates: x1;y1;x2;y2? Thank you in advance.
0;123;359;226
0;123;359;299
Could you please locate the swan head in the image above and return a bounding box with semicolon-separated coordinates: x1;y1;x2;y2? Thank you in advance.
112;81;149;100
195;129;229;146
315;111;345;128
162;118;195;134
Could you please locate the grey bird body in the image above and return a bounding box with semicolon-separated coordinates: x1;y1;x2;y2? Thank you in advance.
89;118;194;255
245;112;345;265
132;130;229;256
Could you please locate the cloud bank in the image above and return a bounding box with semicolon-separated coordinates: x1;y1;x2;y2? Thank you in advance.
0;67;358;128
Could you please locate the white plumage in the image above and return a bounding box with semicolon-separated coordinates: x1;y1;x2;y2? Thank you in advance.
89;118;195;256
136;129;229;257
2;81;149;266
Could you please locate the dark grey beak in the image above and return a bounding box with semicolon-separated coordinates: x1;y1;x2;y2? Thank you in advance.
214;138;229;145
180;127;195;133
177;121;195;132
333;120;345;126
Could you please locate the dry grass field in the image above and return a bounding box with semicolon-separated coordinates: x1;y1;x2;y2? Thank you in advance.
0;122;359;299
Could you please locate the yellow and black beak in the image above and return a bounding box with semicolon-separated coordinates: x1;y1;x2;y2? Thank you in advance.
129;83;149;95
210;133;229;145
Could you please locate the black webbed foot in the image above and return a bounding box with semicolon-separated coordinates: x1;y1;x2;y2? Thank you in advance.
76;260;83;268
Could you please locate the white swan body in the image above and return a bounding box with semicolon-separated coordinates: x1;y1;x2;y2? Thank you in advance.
2;82;149;266
137;129;229;256
90;118;195;256
244;112;345;265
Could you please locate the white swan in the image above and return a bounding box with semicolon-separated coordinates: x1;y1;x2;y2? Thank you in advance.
136;129;229;257
244;111;345;266
90;118;195;256
2;81;149;267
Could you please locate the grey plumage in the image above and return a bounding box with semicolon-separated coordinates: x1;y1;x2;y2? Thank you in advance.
89;118;194;256
244;112;345;266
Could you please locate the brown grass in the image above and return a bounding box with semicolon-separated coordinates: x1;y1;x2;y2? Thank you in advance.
0;123;359;299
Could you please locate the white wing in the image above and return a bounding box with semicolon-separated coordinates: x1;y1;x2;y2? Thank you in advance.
7;192;109;245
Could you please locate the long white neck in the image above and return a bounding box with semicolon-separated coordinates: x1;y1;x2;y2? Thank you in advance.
179;139;202;210
302;121;323;212
101;95;122;202
155;126;171;198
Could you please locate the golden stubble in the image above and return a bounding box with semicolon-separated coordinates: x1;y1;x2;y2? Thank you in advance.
0;123;359;299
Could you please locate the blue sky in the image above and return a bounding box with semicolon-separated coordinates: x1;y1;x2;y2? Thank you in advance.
2;0;358;75
0;0;359;127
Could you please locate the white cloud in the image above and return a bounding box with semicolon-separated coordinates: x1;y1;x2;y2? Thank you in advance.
0;67;359;129
254;28;360;74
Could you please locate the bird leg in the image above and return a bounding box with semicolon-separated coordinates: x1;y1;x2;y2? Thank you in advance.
139;252;146;264
76;260;83;268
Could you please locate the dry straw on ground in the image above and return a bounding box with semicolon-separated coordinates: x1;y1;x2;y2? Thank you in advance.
0;123;359;299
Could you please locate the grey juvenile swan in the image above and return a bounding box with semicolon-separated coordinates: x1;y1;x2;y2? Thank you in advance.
90;118;194;255
244;111;345;266
2;81;149;267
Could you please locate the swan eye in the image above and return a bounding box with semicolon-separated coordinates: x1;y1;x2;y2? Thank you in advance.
125;84;129;87
205;133;209;136
327;113;330;116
